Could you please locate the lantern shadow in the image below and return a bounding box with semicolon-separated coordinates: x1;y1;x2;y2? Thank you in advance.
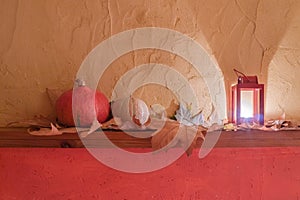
187;0;299;121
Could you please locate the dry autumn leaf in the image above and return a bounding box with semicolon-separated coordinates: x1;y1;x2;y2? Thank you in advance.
101;117;122;129
7;115;55;128
27;123;71;136
151;120;207;156
151;120;180;150
184;125;206;156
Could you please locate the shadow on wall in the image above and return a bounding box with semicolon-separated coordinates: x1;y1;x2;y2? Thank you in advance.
186;0;299;120
266;2;300;120
0;0;299;126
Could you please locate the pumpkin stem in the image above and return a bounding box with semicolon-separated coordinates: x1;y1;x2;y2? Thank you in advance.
75;79;86;87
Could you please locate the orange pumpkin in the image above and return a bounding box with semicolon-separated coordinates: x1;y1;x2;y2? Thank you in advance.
55;81;110;127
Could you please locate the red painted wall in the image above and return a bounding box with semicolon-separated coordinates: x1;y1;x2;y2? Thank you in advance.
1;147;300;199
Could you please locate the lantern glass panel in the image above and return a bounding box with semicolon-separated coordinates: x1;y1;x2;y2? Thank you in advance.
240;89;254;118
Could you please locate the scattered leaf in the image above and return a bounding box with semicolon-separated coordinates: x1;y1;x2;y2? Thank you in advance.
175;103;204;126
101;117;122;129
151;120;207;156
28;123;58;136
7;115;55;128
184;125;206;156
28;124;81;136
80;119;101;138
151;120;180;151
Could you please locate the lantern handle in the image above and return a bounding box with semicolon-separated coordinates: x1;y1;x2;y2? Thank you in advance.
233;68;250;82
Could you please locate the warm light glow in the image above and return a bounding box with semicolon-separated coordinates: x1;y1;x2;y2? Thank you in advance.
240;90;254;118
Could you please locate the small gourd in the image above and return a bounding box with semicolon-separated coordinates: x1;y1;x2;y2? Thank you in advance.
55;79;110;127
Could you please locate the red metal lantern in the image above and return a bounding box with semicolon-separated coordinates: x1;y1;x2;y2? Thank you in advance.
231;69;264;125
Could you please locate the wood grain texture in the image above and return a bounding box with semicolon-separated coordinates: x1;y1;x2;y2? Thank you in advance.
1;128;300;148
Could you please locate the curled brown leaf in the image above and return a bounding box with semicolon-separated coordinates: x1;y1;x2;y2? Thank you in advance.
151;120;207;156
27;123;78;136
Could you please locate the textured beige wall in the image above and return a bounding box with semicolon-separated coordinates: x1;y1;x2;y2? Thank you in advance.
1;0;300;126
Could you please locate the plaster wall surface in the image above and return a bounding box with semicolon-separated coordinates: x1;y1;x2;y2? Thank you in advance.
1;0;300;126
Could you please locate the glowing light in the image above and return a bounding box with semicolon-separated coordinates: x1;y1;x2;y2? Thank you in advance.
240;90;254;118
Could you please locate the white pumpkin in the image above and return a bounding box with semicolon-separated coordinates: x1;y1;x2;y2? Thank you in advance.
111;97;150;127
131;98;150;126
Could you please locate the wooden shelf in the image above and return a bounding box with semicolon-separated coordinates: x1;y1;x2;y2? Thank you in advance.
215;129;300;147
1;128;300;148
0;128;151;148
